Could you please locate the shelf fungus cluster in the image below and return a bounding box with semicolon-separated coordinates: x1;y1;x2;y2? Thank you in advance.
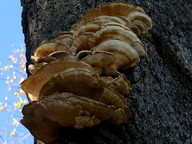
20;2;152;143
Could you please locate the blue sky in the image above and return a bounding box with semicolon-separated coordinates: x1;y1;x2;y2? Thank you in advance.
0;0;24;60
0;0;33;143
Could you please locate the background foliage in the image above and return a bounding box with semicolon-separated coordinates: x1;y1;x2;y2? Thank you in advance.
0;48;33;144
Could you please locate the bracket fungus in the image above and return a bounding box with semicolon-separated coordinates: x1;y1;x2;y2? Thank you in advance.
54;32;74;47
21;1;152;143
80;51;115;68
22;60;101;101
32;41;71;63
80;2;144;20
70;32;94;54
88;24;147;57
91;40;140;76
38;68;106;99
71;16;131;36
80;1;151;36
21;92;130;143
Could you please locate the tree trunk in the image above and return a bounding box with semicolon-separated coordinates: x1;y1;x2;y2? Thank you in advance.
21;0;192;144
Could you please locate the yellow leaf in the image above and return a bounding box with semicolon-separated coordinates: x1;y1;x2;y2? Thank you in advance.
0;106;3;112
14;92;19;97
10;130;15;137
4;65;13;70
20;60;25;67
4;66;9;70
13;118;19;126
14;101;24;108
18;49;24;53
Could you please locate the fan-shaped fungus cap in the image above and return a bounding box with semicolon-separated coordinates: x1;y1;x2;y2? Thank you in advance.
55;31;73;38
39;68;106;100
48;51;77;61
88;24;146;56
130;20;148;36
33;41;70;61
21;60;101;102
54;32;74;47
76;50;92;60
108;74;131;95
94;75;131;109
127;11;152;30
36;51;77;63
79;1;152;36
71;16;131;34
80;1;144;20
80;51;115;68
21;92;130;143
20;101;61;144
70;32;93;54
91;40;140;76
72;23;101;38
28;62;47;74
35;56;57;64
44;92;130;125
100;88;128;110
88;23;138;44
132;41;147;57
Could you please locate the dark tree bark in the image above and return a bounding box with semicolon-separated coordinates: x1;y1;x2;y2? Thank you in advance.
21;0;192;144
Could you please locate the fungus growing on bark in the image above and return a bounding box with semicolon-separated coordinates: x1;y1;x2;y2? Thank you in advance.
20;101;61;144
80;51;115;68
72;23;101;38
48;51;77;61
34;51;77;64
71;16;131;35
54;31;74;47
21;1;152;143
80;2;144;20
91;40;140;76
21;92;130;143
38;68;106;99
33;41;71;63
28;62;47;74
127;11;152;29
88;24;146;56
70;32;93;54
80;1;152;36
21;60;101;101
38;68;131;109
130;20;148;36
34;56;57;64
107;74;131;95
